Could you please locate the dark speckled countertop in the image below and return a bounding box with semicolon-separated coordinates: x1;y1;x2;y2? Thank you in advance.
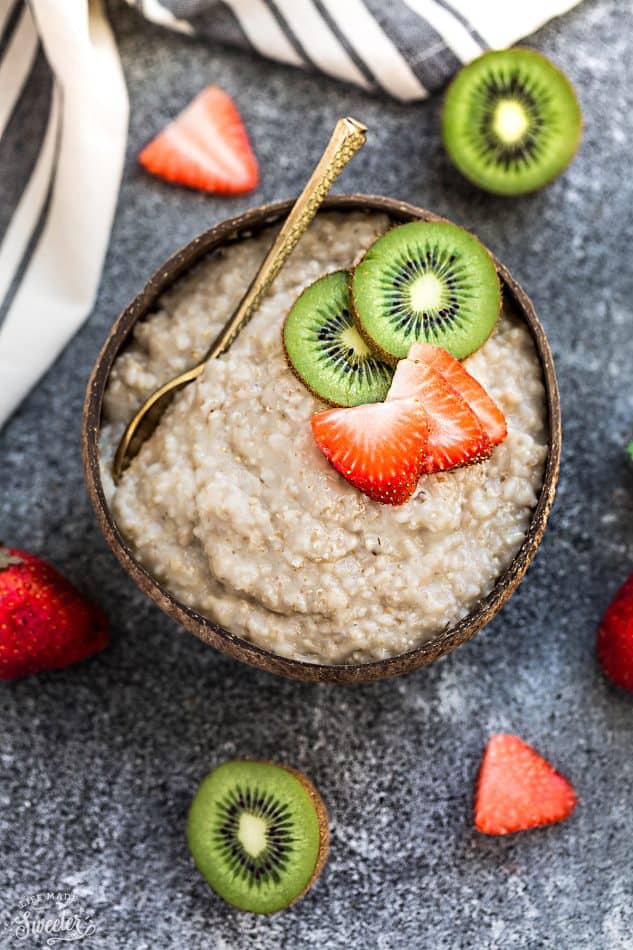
1;1;632;947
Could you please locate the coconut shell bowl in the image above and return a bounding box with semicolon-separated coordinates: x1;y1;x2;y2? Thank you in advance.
82;195;561;684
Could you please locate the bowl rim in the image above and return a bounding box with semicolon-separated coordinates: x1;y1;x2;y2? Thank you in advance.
82;194;561;684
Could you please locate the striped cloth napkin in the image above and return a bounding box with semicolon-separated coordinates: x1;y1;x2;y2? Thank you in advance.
0;0;581;430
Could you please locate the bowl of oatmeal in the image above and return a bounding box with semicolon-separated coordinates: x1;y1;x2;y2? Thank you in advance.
83;195;561;683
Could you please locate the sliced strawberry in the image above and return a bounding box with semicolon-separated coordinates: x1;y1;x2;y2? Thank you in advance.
408;342;507;446
475;734;578;835
596;574;633;691
311;399;429;505
139;86;259;195
386;359;491;474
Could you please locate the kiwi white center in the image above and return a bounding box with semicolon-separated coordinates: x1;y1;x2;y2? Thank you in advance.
408;272;444;314
340;324;370;355
237;812;267;858
493;99;529;144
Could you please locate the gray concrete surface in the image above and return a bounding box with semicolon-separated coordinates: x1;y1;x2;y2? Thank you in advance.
1;0;632;946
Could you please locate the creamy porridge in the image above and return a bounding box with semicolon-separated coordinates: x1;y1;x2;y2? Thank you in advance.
100;212;548;664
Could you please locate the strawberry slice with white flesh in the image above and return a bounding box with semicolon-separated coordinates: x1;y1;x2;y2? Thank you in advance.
138;86;259;195
311;399;429;505
408;342;507;446
387;359;491;474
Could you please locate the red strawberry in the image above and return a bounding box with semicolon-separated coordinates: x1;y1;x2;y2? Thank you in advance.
408;342;507;446
139;85;259;195
474;734;578;835
311;398;429;505
596;574;633;691
0;546;109;680
386;359;491;474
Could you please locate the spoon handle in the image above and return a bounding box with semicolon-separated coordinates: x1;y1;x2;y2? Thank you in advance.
112;118;366;483
205;116;367;360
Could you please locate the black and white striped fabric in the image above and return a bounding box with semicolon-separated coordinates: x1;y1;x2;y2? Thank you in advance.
0;0;580;429
129;0;581;100
0;0;127;429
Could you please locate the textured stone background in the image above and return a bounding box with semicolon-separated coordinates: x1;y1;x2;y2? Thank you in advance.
1;0;632;947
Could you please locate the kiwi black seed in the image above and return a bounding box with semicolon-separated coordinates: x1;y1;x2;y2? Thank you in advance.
187;760;329;914
351;220;500;363
442;48;582;196
283;270;394;406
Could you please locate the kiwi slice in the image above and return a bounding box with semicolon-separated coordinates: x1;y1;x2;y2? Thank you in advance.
351;220;500;362
442;49;582;196
283;270;394;406
187;760;329;914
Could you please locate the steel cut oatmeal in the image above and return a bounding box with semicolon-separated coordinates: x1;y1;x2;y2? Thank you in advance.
100;212;547;664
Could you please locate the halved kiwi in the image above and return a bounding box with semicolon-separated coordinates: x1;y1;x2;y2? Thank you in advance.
187;760;329;914
283;270;394;406
351;220;500;363
442;48;582;196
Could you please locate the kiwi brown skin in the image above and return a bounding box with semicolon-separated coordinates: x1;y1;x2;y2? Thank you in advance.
441;48;583;197
348;227;503;366
278;762;330;906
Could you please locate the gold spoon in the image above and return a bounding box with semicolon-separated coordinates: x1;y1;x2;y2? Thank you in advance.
112;117;367;483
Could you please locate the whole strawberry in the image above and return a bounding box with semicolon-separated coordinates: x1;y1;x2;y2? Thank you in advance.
596;573;633;691
0;546;109;680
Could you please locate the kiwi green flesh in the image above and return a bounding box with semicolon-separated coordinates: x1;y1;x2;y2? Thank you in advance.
283;270;394;407
352;221;500;363
442;48;582;196
187;760;325;914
